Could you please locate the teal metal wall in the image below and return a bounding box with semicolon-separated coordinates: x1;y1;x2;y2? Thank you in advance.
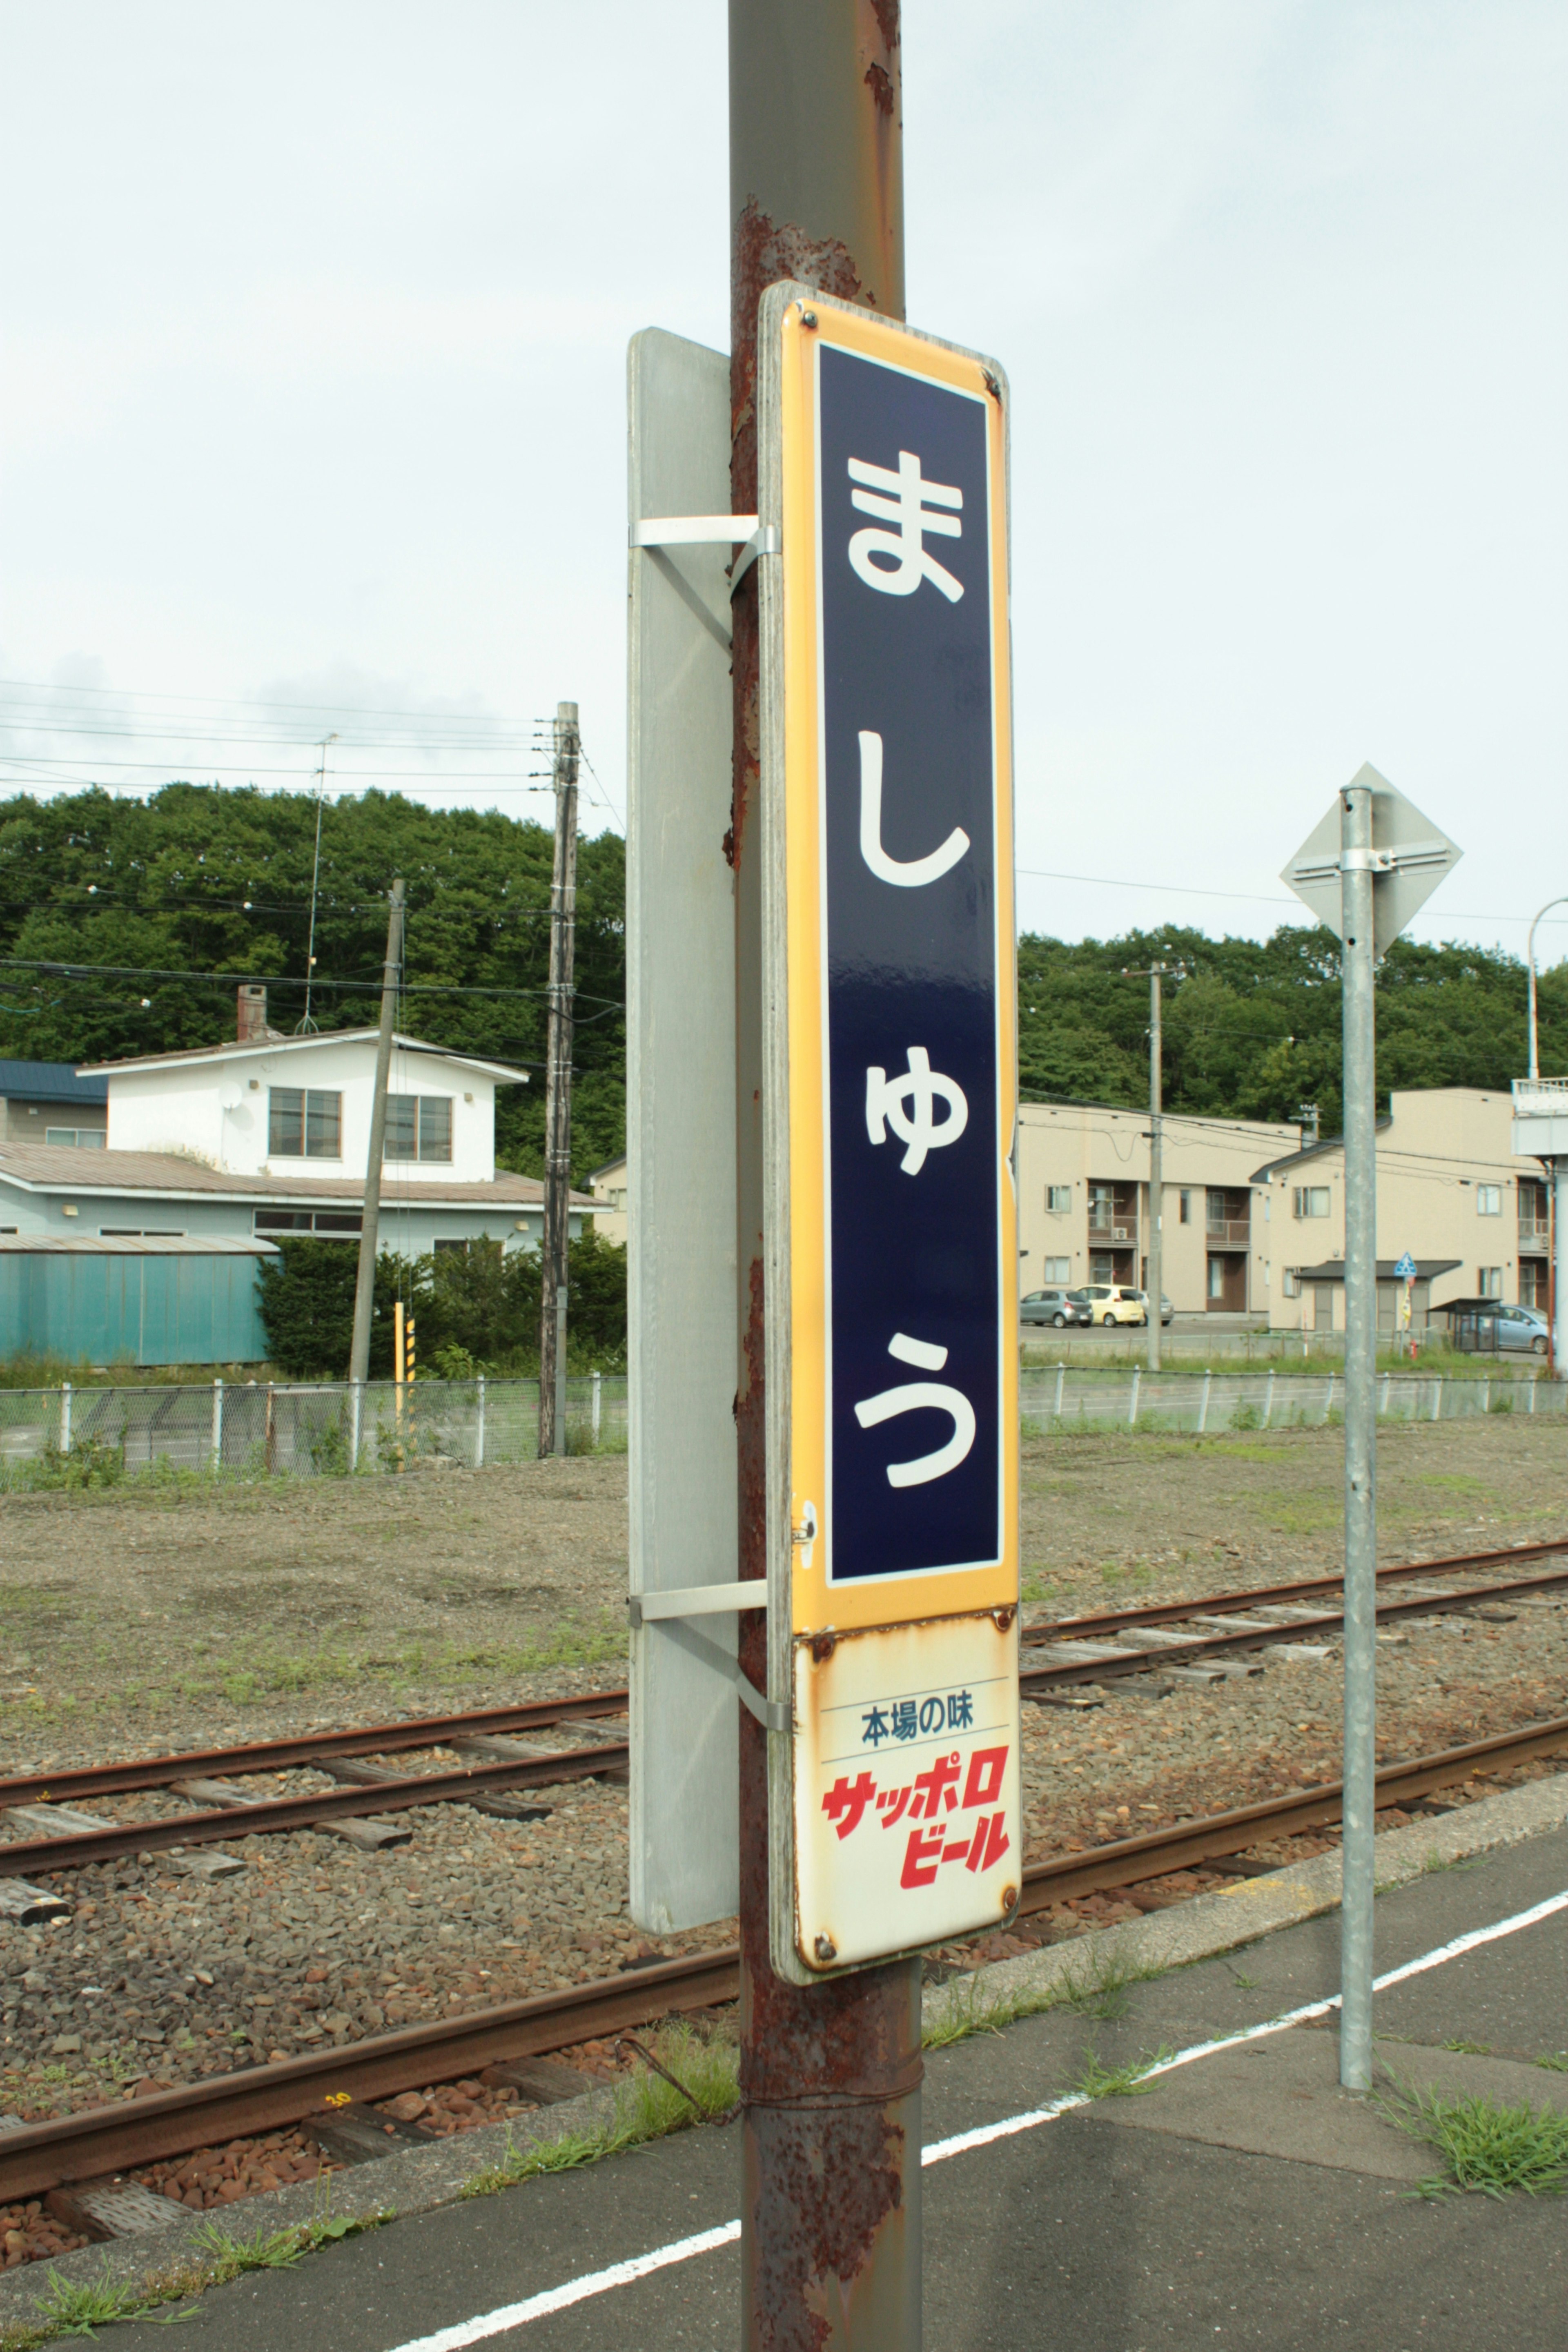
0;1251;269;1365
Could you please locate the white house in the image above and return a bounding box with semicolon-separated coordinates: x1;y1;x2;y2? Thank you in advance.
0;991;596;1256
95;991;515;1186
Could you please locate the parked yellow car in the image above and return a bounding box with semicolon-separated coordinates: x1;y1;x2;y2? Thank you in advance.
1072;1283;1148;1326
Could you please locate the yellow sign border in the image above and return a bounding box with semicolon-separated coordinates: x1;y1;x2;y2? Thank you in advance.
773;291;1019;1641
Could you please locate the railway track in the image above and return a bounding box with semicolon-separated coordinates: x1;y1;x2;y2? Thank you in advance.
4;1706;1567;2207
1019;1536;1568;1695
2;1535;1564;2217
2;1538;1561;1880
0;1694;629;1884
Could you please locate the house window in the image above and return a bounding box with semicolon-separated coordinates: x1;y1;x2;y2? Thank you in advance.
98;1228;185;1238
1207;1258;1225;1300
1179;1191;1191;1223
44;1127;105;1148
1292;1186;1330;1219
1479;1266;1504;1298
254;1210;363;1237
268;1087;341;1158
1282;1270;1300;1298
385;1094;453;1163
433;1237;468;1255
1045;1185;1071;1214
1477;1185;1503;1216
1042;1256;1071;1283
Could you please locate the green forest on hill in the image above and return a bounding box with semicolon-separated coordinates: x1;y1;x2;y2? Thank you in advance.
0;783;626;1180
1;786;1563;1163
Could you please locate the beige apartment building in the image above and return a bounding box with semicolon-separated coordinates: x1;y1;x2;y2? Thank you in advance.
1254;1086;1544;1334
1018;1085;1543;1325
1017;1101;1301;1315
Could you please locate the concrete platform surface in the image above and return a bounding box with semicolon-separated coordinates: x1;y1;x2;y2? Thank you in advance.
46;1817;1568;2351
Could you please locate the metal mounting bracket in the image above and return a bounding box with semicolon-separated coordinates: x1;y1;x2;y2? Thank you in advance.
629;514;781;597
631;1601;788;1734
628;1580;768;1626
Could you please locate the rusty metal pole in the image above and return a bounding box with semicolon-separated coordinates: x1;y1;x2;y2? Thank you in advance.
728;6;918;2345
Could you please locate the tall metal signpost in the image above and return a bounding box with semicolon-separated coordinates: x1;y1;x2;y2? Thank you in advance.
1285;765;1459;2091
627;5;1020;2337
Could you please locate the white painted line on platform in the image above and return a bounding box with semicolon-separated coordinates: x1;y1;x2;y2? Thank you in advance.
381;1887;1568;2349
383;2223;742;2352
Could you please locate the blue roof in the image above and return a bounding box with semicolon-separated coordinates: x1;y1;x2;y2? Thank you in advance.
0;1059;109;1106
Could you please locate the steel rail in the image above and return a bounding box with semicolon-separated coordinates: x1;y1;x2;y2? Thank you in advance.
0;1743;629;1878
0;1947;739;2205
1019;1564;1568;1695
1024;1536;1568;1645
0;1693;629;1812
4;1711;1566;2205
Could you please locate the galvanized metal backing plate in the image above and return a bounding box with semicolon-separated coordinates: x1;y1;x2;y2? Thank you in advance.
626;327;742;1933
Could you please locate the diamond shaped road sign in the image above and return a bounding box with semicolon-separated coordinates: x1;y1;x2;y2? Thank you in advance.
1283;763;1462;957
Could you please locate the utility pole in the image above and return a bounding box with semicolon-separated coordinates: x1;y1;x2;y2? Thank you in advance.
1148;967;1164;1372
1337;779;1378;2094
729;5;914;2345
348;878;404;1387
1125;963;1167;1371
538;700;579;1459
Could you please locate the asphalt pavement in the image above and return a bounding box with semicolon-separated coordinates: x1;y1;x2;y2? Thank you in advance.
82;1820;1568;2352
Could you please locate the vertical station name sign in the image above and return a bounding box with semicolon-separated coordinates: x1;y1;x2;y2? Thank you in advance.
757;285;1020;1983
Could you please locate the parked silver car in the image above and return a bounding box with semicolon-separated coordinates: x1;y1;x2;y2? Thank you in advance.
1020;1287;1092;1328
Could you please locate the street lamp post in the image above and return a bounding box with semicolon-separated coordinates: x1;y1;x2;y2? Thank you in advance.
1526;897;1568;1082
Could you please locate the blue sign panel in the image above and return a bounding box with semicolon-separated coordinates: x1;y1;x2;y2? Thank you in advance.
815;343;1004;1582
1394;1252;1417;1281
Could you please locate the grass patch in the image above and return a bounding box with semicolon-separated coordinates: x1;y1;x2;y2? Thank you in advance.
1535;2054;1568;2073
4;2195;389;2348
1377;2076;1568;2198
460;2025;738;2200
922;1939;1169;2052
1072;2046;1175;2100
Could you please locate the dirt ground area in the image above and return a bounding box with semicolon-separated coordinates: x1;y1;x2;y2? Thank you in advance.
0;1454;628;1765
0;1412;1563;1764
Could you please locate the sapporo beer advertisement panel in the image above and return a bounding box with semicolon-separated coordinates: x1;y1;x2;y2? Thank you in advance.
760;287;1020;1978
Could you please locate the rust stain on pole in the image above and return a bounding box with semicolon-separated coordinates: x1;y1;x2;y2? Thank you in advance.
730;1;917;2341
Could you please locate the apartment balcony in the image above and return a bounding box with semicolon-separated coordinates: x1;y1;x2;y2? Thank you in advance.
1519;1217;1551;1253
1205;1218;1251;1249
1087;1219;1139;1248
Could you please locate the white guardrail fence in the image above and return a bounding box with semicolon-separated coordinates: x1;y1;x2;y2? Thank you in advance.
0;1363;1558;1490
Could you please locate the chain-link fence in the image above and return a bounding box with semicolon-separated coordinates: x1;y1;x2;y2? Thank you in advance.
0;1373;628;1490
0;1363;1555;1491
1020;1364;1566;1434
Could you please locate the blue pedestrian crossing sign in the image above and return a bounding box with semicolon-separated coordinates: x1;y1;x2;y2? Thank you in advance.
757;285;1020;1983
1394;1252;1417;1281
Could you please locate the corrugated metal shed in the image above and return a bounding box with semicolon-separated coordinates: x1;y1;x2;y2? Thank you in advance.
0;1236;276;1366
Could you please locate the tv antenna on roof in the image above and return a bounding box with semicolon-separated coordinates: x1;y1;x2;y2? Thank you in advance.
295;733;337;1033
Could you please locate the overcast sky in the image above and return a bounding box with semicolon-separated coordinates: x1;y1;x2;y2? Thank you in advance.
2;2;1563;957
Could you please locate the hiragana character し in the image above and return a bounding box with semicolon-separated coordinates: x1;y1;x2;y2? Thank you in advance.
820;1773;878;1840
